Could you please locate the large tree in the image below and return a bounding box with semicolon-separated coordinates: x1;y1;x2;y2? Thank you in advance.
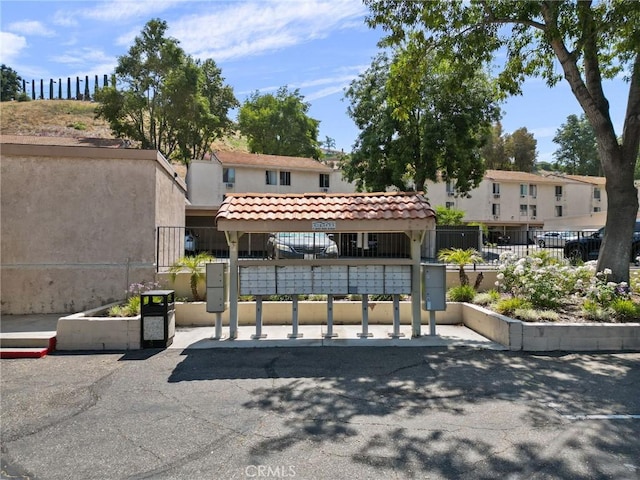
237;86;321;159
481;122;510;170
0;64;22;101
553;113;600;175
505;127;537;172
95;19;237;164
365;0;640;283
344;51;500;194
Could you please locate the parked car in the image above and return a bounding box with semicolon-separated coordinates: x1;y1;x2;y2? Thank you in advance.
185;230;197;254
266;232;339;259
563;221;640;262
534;231;578;248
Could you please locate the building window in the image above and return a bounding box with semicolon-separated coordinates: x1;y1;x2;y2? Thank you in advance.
529;184;537;198
446;181;455;196
520;184;527;196
492;183;500;195
520;204;528;215
266;170;277;185
594;207;601;213
530;205;537;217
280;171;291;186
594;187;601;200
555;205;563;217
555;185;563;197
319;174;330;188
223;168;235;184
492;203;500;216
445;201;455;209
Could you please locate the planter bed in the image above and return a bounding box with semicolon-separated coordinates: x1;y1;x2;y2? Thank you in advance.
57;302;141;350
460;303;640;352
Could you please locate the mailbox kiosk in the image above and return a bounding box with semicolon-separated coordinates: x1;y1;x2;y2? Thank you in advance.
422;264;447;336
206;263;228;339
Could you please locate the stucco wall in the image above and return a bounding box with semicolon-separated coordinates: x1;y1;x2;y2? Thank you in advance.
1;143;186;314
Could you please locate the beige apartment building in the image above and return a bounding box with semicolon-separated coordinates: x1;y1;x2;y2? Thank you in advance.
185;152;638;247
186;151;353;221
423;169;637;242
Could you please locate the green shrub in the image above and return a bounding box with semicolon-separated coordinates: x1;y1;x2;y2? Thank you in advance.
473;290;500;306
108;295;141;317
447;285;476;302
513;308;559;322
610;298;640;322
495;297;532;316
582;299;611;321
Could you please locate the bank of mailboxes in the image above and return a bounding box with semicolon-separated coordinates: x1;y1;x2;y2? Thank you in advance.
239;265;277;295
238;265;412;295
206;263;228;312
422;263;446;311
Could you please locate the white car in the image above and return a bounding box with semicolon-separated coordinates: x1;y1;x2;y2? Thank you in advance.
534;231;577;248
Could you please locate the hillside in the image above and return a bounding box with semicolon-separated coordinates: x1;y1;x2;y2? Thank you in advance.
0;99;250;153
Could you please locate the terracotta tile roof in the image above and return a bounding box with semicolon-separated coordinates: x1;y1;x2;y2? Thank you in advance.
216;192;435;224
0;134;129;148
213;150;332;172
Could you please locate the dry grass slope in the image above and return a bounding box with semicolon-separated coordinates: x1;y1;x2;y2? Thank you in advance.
0;99;250;152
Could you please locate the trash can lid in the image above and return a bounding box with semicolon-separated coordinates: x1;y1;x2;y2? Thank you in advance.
141;290;175;296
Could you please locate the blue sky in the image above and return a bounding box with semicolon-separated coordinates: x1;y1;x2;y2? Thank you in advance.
0;0;631;164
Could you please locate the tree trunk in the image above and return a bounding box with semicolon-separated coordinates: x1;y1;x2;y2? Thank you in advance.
596;145;638;284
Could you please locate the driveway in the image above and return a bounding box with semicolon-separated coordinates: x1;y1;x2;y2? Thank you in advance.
2;347;639;479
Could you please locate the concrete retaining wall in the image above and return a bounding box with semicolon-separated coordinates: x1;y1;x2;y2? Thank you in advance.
57;303;141;350
460;303;640;352
174;300;463;327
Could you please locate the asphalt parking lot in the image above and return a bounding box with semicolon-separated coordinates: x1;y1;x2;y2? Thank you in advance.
2;347;639;480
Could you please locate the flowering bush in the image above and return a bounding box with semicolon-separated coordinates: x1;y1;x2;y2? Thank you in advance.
493;253;639;322
108;280;161;317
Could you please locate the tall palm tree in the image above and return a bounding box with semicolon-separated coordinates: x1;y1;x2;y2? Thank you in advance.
437;248;482;286
169;253;215;301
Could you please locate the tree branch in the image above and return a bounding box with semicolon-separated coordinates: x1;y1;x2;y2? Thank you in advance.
622;53;640;163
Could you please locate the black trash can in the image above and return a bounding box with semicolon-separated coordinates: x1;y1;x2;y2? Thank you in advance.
140;290;175;348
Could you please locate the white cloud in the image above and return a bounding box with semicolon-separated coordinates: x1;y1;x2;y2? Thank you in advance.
50;48;115;68
7;20;55;37
52;10;77;27
0;31;27;64
171;0;366;61
79;0;183;22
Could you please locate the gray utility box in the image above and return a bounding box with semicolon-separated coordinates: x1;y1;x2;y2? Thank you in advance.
206;263;228;313
422;264;446;311
141;290;175;348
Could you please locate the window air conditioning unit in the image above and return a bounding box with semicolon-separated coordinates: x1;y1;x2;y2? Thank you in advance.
321;188;329;193
520;195;526;198
531;216;536;220
225;183;234;188
493;194;500;198
493;215;499;220
447;192;455;197
556;195;562;201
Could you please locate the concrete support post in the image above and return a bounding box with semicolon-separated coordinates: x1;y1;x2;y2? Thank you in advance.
429;310;437;336
288;295;303;338
410;230;425;338
325;294;337;338
214;312;223;340
358;294;372;337
252;295;266;339
226;232;239;339
389;294;404;338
